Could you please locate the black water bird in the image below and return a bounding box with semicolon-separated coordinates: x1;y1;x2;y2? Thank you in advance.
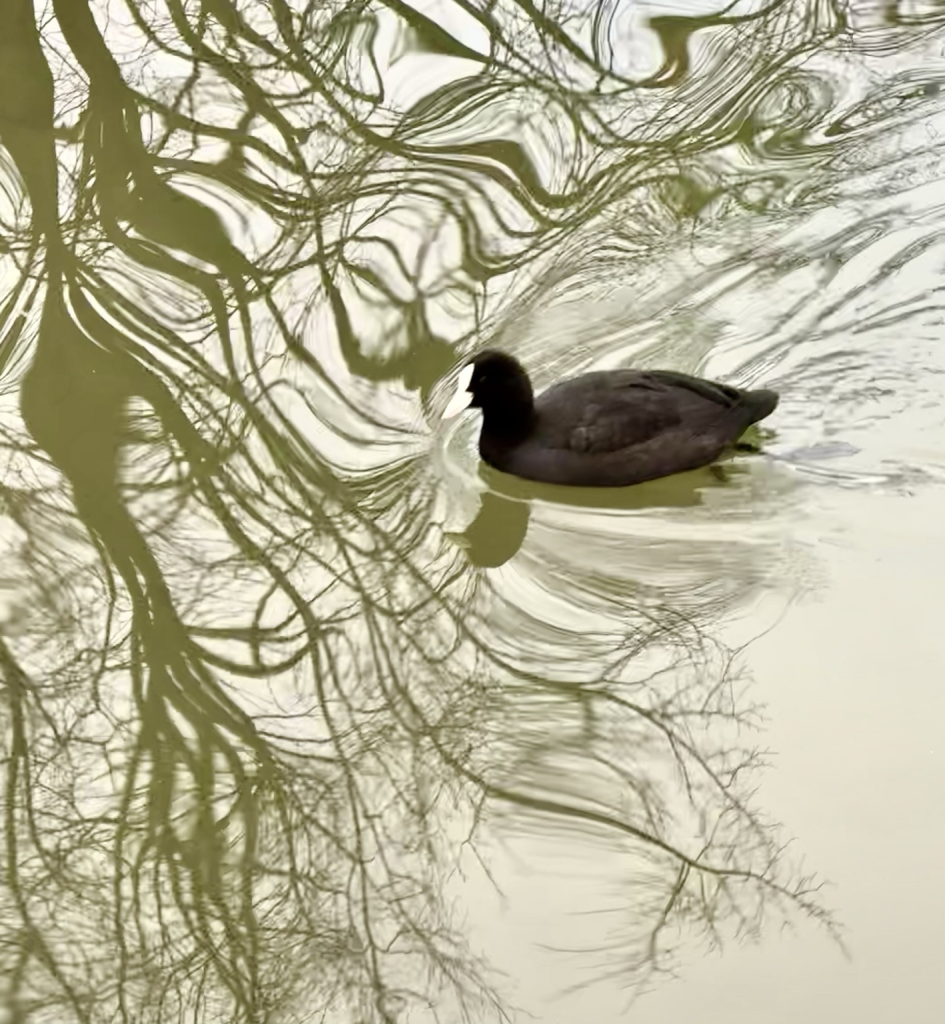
442;349;778;487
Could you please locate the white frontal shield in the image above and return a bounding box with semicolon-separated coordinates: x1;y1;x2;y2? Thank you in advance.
442;363;475;419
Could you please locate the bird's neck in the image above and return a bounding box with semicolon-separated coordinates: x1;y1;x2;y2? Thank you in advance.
480;400;535;444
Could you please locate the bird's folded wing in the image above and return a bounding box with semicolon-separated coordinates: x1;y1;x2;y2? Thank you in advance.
537;374;682;454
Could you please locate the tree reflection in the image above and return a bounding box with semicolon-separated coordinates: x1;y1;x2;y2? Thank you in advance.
0;0;913;1020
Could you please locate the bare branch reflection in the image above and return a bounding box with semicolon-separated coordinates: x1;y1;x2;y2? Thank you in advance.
7;0;938;1019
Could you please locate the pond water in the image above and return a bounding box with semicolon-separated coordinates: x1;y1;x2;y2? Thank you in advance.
0;1;943;1021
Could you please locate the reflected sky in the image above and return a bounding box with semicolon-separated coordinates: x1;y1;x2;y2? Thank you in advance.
1;1;945;1022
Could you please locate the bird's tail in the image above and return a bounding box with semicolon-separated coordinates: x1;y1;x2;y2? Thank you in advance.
745;388;779;423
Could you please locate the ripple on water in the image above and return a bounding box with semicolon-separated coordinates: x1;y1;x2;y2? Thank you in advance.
3;1;945;1021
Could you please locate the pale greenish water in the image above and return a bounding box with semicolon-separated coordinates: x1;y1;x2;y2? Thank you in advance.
0;1;943;1022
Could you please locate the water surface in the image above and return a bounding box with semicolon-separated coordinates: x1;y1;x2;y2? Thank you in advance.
0;1;944;1021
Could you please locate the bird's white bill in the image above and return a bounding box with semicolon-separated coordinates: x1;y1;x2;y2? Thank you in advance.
442;387;473;419
442;364;475;419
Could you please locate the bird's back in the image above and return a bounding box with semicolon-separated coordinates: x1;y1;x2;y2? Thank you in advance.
479;367;778;487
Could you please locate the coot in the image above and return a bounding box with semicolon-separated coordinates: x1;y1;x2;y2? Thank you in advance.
442;350;779;487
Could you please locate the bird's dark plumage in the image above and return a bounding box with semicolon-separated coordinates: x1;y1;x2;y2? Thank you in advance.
442;349;778;487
